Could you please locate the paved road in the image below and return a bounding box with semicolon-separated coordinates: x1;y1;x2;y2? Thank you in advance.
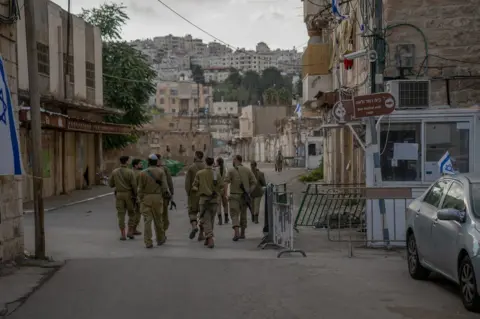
15;167;477;318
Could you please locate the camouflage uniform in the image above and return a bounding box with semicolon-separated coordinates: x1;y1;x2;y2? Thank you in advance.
185;159;206;240
109;165;137;240
137;165;169;248
224;164;257;241
192;166;224;248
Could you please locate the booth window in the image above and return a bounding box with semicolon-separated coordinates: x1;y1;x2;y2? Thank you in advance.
425;122;470;178
308;143;317;156
380;123;421;181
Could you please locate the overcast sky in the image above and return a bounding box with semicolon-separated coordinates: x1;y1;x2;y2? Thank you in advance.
52;0;307;51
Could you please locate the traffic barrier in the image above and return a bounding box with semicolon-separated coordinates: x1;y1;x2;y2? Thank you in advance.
259;183;306;258
294;184;366;231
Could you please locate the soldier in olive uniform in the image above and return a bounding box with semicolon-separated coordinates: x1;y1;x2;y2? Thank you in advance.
109;156;137;241
224;155;257;241
275;150;284;172
156;154;174;235
131;158;144;235
185;151;206;240
137;154;170;249
216;157;229;225
191;157;224;248
250;161;266;224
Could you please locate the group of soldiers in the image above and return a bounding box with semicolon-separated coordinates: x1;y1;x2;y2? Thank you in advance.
109;151;267;249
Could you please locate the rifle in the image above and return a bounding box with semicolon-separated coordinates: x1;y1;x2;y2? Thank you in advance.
239;183;253;221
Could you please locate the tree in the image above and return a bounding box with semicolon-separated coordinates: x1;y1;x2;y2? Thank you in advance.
241;70;261;105
295;77;303;98
191;64;205;84
226;69;242;87
81;3;156;150
260;67;285;91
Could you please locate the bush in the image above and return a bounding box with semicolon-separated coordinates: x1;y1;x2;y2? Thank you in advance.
299;160;324;182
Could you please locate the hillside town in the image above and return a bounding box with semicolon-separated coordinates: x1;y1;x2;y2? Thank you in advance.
1;0;480;317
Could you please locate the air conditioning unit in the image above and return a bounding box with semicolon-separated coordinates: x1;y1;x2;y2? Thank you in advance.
385;80;430;109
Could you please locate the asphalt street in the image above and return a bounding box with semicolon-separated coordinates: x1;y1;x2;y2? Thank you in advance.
14;167;478;318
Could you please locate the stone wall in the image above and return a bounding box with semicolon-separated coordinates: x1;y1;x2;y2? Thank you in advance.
384;0;480;107
103;130;212;173
0;3;23;262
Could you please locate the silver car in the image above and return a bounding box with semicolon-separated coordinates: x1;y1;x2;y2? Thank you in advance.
406;174;480;312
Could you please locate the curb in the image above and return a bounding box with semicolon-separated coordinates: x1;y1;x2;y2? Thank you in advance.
23;192;114;215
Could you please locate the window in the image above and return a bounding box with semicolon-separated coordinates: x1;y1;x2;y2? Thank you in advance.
170;89;178;96
425;122;470;181
63;53;74;82
203;87;209;95
380;123;421;181
308;144;316;156
86;62;95;88
423;180;449;208
172;108;176;113
171;98;176;104
442;182;466;211
160;98;165;104
37;42;49;75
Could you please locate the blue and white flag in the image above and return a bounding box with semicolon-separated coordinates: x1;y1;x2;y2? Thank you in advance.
332;0;348;20
295;103;302;118
438;151;455;175
0;56;22;176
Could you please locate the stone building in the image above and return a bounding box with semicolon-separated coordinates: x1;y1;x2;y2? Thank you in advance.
16;0;131;203
0;0;22;263
301;0;480;185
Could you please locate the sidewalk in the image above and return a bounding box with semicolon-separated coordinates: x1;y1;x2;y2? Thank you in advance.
23;186;113;214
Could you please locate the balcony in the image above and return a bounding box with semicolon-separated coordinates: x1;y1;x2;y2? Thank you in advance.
302;43;331;77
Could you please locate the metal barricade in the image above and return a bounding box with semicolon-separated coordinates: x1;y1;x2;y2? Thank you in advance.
259;183;306;258
294;184;365;231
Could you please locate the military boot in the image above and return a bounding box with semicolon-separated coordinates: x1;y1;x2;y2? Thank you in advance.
232;227;240;241
217;214;223;225
120;229;126;241
240;228;246;239
133;228;142;235
206;237;214;249
189;223;198;240
157;237;166;246
254;215;259;224
224;214;230;224
198;227;206;241
127;227;135;240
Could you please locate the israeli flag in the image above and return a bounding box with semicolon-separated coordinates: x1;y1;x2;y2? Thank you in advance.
295;103;302;118
332;0;348;20
438;151;455;175
0;56;22;176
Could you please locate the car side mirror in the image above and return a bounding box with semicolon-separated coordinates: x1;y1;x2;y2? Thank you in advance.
437;208;466;223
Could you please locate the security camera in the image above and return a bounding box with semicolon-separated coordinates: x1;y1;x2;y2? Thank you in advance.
343;49;367;60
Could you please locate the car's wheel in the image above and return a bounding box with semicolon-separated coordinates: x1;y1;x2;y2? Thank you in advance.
459;255;480;312
407;233;430;280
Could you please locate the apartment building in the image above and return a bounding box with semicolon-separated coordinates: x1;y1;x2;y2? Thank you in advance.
204;67;230;83
16;0;131;202
156;81;213;114
208;41;232;56
212;101;239;116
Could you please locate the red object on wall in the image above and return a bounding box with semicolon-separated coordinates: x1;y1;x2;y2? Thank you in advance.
344;58;353;70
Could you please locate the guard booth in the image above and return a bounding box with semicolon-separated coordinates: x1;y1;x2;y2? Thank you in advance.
365;106;480;247
305;136;323;169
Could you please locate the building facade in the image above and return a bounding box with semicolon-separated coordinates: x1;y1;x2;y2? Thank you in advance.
302;0;480;185
212;101;238;116
155;81;213;114
0;1;22;263
16;0;131;202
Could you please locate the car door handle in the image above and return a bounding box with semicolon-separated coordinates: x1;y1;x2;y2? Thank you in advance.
433;218;438;226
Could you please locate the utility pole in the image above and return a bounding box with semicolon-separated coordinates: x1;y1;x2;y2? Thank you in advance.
25;0;46;259
196;82;200;129
367;0;388;245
